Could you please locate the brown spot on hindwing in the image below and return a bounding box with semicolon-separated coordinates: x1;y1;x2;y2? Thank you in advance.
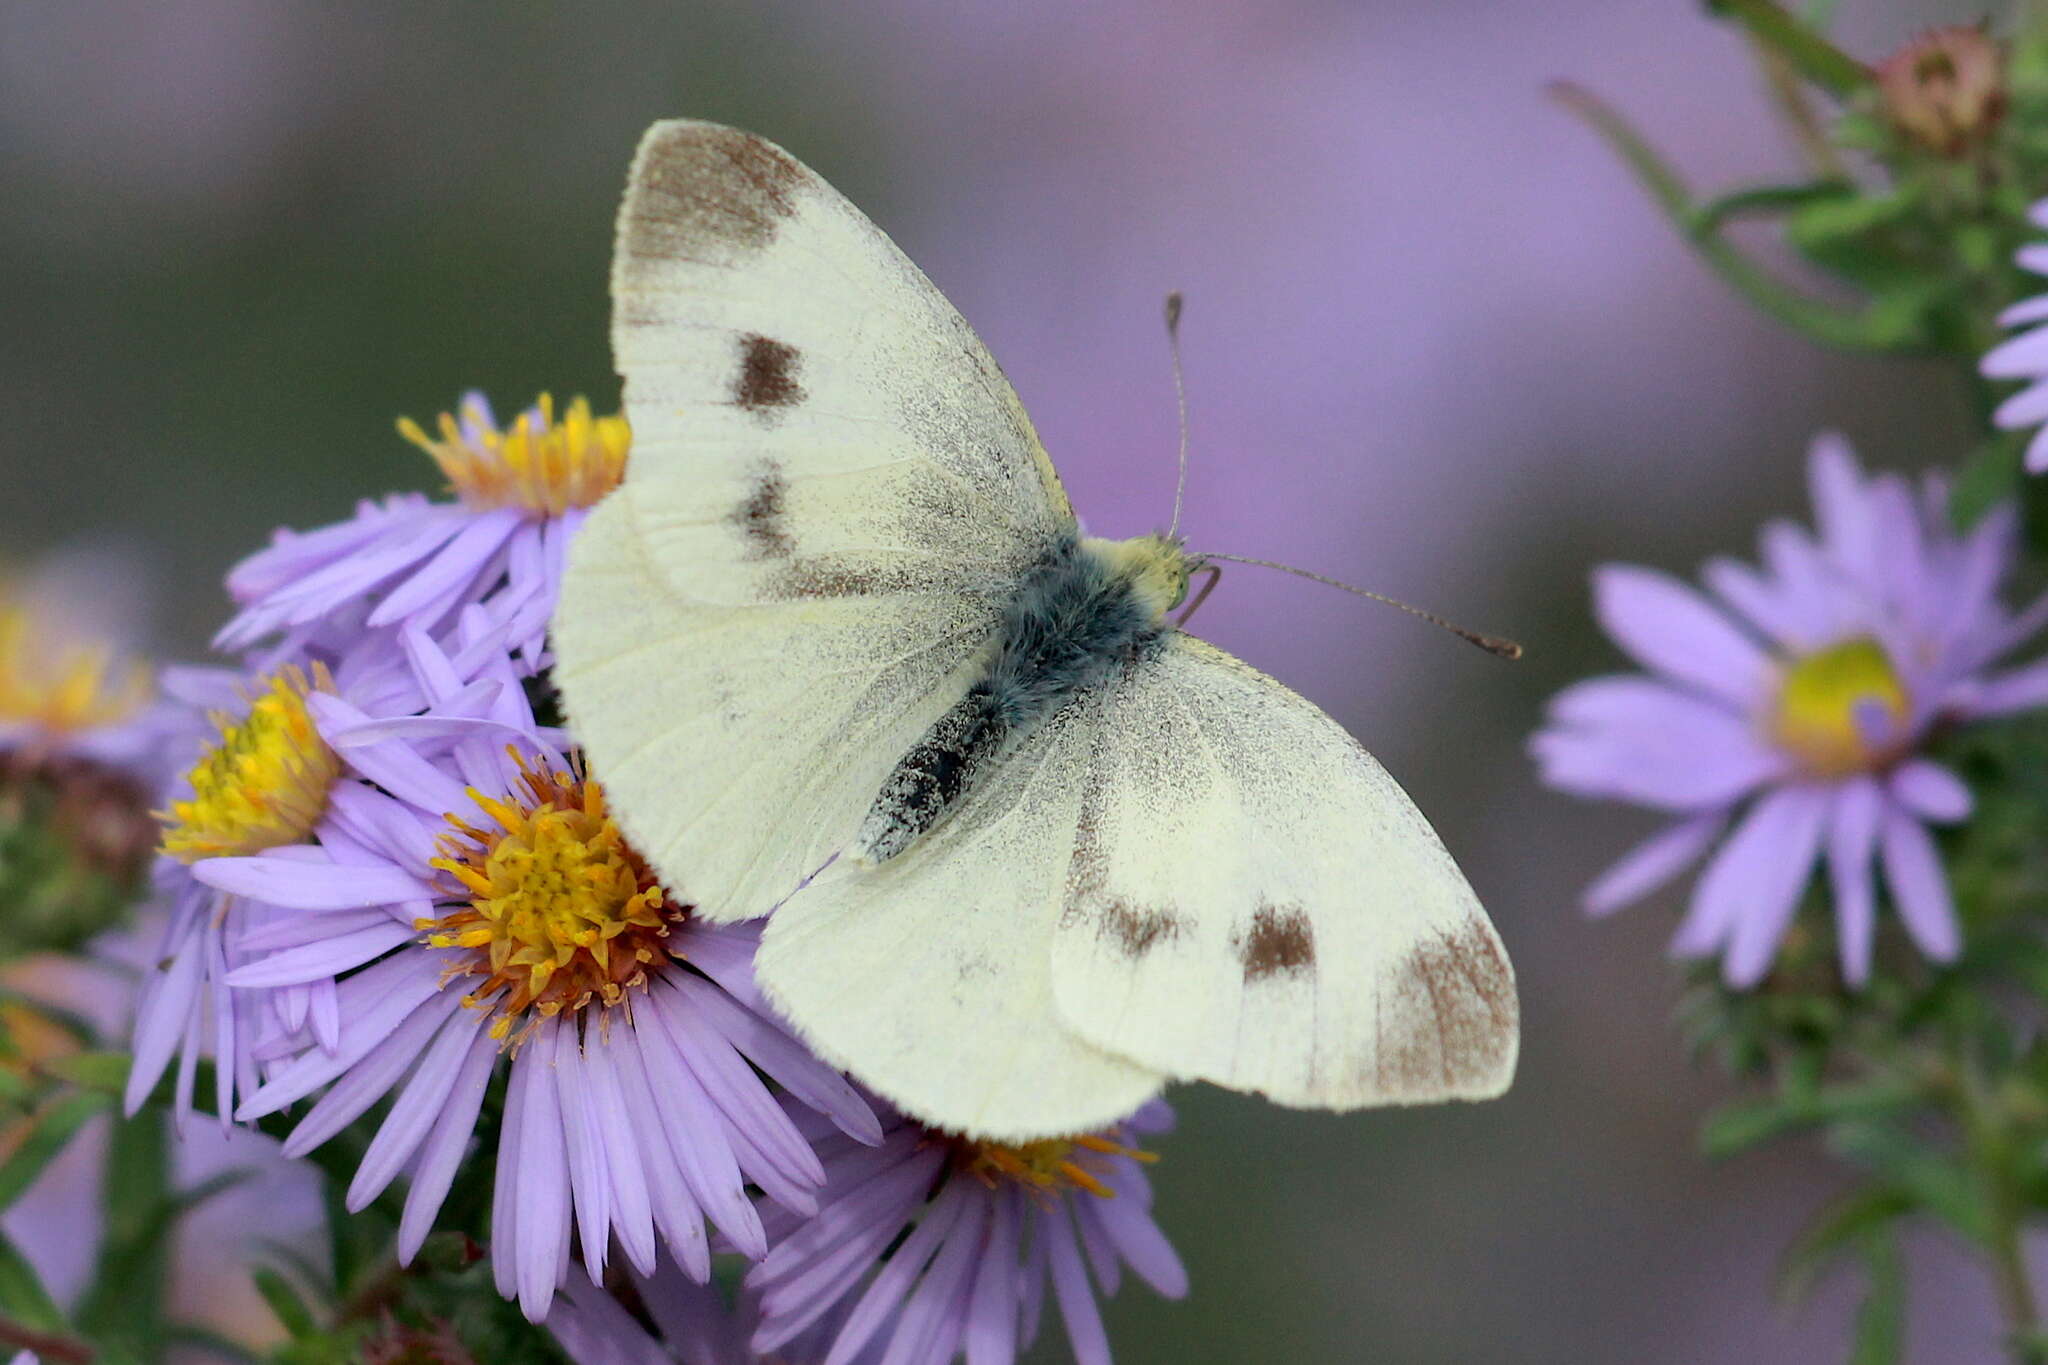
616;123;805;283
1374;916;1518;1096
1101;901;1184;957
1062;789;1183;957
734;335;804;416
731;459;793;559
1238;902;1315;981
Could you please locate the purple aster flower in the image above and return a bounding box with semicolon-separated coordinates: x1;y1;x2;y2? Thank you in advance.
0;547;182;785
1982;202;2048;473
215;392;627;671
180;624;877;1321
744;1097;1187;1365
126;620;505;1126
1531;434;2048;987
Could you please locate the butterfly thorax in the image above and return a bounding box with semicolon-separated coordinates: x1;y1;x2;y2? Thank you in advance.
854;531;1195;864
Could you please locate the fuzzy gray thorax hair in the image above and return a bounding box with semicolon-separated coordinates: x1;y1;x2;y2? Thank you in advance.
855;532;1172;863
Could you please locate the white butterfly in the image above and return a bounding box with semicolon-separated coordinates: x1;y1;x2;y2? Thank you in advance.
553;120;1518;1141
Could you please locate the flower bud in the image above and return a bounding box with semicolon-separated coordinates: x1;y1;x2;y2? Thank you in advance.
1874;25;2006;157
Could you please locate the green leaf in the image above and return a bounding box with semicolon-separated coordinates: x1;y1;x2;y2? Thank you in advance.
1689;180;1855;236
1778;1184;1914;1307
1704;0;1872;97
1701;1081;1922;1158
38;1050;133;1096
252;1265;320;1340
1785;191;1916;249
0;1090;110;1209
0;1228;66;1332
1951;434;2027;531
1849;1227;1906;1365
1829;1121;1993;1244
74;1104;170;1352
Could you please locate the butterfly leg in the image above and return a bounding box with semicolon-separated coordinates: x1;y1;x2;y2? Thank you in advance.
1175;566;1222;628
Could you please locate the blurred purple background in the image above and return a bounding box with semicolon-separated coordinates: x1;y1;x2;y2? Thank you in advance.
0;0;2025;1359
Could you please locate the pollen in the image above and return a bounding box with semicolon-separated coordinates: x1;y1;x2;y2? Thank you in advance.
420;754;676;1041
1771;636;1913;778
160;666;339;862
953;1127;1159;1201
0;604;151;738
397;393;630;517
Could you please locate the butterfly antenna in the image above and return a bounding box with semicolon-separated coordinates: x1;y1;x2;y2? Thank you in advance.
1165;291;1191;540
1196;553;1524;660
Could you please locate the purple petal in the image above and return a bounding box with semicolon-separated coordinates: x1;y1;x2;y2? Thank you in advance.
238;956;444;1118
606;1025;711;1282
1806;433;1877;579
1592;564;1772;707
1043;1205;1111;1365
1880;804;1961;963
1581;813;1726;918
881;1187;989;1365
191;856;435;911
513;1025;573;1321
225;919;418;988
282;999;453;1157
629;999;766;1258
827;1181;971;1365
1887;760;1972;825
551;1028;616;1286
367;509;521;628
964;1189;1022;1365
353;1006;490;1212
1968;656;2048;714
1671;786;1827;985
126;928;204;1115
1533;677;1782;811
1093;1196;1187;1299
1827;777;1882;987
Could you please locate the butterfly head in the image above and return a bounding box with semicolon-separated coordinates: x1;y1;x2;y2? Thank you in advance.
1084;532;1199;622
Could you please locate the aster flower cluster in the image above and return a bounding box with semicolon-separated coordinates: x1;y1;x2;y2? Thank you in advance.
1549;7;2048;1359
74;391;1191;1364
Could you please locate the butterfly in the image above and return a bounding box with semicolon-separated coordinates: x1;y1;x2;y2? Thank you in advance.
552;120;1518;1141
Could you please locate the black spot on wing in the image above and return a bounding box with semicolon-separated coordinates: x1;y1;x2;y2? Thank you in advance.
1238;902;1316;982
734;335;804;416
731;459;793;559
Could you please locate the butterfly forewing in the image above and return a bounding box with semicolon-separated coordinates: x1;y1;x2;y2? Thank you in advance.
555;120;1074;921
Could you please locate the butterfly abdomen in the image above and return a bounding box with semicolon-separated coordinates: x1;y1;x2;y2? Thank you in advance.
855;533;1183;863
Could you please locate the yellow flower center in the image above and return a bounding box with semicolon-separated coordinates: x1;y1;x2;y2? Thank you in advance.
953;1129;1159;1200
0;604;151;737
161;667;339;862
397;393;629;517
1771;636;1912;778
420;757;675;1041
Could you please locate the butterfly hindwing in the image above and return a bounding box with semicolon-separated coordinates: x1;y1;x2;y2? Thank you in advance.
555;120;1074;920
1049;635;1519;1107
754;687;1166;1142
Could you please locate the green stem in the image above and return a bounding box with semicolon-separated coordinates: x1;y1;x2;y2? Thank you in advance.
1704;0;1871;97
1945;1051;2042;1361
1549;82;1909;352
